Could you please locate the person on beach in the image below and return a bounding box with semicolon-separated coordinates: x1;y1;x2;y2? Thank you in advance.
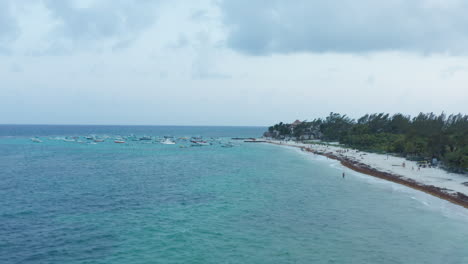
402;162;406;168
342;172;345;178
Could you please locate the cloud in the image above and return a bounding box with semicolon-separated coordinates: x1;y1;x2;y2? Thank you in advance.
441;65;467;79
44;0;159;41
0;0;19;54
219;0;468;55
1;0;161;55
9;63;23;73
191;31;231;80
190;10;210;22
366;75;375;85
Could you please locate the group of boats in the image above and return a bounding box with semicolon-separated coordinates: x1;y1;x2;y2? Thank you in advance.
30;135;238;148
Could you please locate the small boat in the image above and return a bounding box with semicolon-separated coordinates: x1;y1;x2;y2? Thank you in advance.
161;138;176;145
31;138;42;143
139;136;152;141
191;140;210;146
94;139;104;142
114;140;126;144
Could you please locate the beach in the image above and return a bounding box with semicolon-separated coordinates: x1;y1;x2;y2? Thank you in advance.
266;140;468;209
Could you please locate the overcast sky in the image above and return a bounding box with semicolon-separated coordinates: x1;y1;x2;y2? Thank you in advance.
1;0;467;126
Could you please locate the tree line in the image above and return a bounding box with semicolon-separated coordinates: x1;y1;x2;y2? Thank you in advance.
266;113;468;172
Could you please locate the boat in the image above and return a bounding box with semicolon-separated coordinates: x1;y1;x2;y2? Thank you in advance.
161;138;176;145
31;138;42;143
93;139;104;142
139;136;152;141
114;140;126;144
190;140;210;146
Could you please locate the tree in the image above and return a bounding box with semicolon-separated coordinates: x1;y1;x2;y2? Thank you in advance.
265;112;468;171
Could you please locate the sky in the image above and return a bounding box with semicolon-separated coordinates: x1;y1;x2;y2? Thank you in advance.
0;0;467;126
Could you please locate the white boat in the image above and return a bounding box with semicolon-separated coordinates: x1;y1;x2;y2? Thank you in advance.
31;138;42;143
114;140;126;144
161;138;176;145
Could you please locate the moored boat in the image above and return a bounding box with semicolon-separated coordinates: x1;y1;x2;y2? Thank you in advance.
190;140;210;146
161;138;176;145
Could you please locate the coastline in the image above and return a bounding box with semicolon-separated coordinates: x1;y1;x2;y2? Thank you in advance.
266;140;468;209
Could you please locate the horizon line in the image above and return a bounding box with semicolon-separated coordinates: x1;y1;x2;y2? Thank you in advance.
0;123;268;128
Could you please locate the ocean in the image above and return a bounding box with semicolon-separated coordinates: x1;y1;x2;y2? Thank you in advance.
1;125;468;264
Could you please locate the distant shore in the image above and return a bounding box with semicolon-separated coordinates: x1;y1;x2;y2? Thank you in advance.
266;140;468;209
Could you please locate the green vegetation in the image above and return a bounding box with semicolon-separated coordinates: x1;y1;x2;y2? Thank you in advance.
266;113;468;172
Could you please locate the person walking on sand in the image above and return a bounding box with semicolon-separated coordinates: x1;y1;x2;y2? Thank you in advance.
342;172;345;179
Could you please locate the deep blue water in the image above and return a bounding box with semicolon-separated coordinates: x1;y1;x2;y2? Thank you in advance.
1;125;468;263
0;125;264;138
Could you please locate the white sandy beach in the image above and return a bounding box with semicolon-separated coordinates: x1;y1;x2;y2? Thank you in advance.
267;140;468;197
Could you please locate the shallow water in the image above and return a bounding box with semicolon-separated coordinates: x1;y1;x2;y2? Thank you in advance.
1;126;467;263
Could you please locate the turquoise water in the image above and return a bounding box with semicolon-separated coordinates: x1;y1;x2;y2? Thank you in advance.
1;126;468;263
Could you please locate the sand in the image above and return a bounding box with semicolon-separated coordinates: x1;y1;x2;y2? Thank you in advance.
267;140;468;206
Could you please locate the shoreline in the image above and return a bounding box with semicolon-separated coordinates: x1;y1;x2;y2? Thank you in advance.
266;141;468;209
